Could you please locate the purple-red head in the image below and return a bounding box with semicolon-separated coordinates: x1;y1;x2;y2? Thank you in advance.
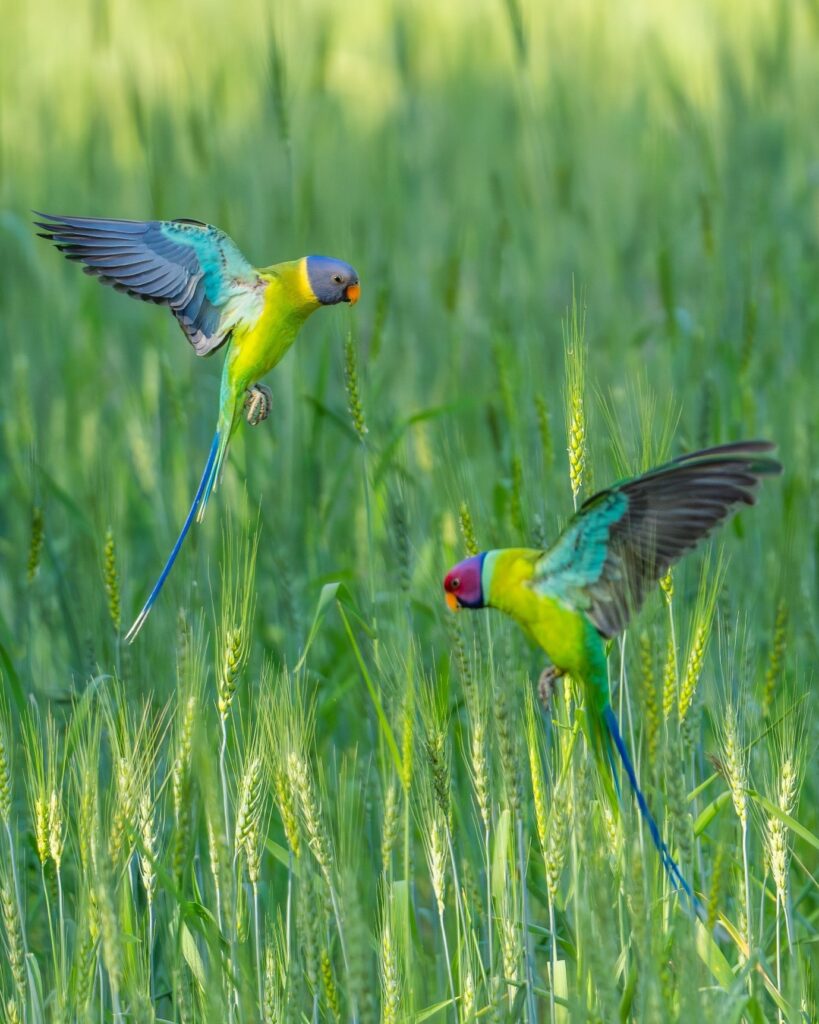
443;553;487;611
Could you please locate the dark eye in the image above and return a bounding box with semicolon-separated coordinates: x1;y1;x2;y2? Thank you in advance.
450;577;460;591
332;273;343;285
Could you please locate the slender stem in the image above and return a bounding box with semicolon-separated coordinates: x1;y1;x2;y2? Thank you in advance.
57;864;66;1002
219;718;236;1024
286;849;294;963
360;446;379;670
403;779;413;1011
484;619;496;693
328;883;358;1024
775;897;782;1024
212;825;223;933
253;880;262;1013
437;903;457;1019
445;828;467;954
220;717;231;853
6;823;28;958
783;870;795;954
214;872;223;934
548;896;558;1024
663;599;677;927
484;616;496;985
757;871;767;949
559;687;582;997
516;815;537;1023
40;863;58;984
485;825;493;976
741;819;752;991
111;985;122;1024
148;901;154;1004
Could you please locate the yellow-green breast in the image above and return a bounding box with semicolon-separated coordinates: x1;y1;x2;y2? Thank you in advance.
226;258;321;390
484;548;589;673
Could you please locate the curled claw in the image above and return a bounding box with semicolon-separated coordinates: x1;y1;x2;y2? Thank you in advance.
245;383;273;426
537;665;564;711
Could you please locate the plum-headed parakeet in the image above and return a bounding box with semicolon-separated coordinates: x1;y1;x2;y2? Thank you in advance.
444;441;781;906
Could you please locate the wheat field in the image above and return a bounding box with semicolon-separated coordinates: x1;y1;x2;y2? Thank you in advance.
0;1;816;1021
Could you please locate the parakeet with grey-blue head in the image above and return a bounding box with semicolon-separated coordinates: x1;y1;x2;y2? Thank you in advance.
37;213;360;640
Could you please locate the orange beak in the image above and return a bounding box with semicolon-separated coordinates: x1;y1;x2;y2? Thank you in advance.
445;592;460;612
346;282;361;305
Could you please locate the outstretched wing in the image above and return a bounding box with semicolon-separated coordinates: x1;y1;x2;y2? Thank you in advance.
35;213;264;356
532;441;782;637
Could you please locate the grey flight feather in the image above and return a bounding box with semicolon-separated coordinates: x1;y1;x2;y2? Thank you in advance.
35;212;262;356
533;441;782;638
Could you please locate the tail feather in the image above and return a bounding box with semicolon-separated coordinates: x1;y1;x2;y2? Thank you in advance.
195;429;230;524
124;431;220;643
602;705;704;917
195;396;241;524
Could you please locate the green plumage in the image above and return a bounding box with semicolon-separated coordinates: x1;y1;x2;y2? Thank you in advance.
531;440;782;637
454;441;782;911
37;213;359;640
35;213;264;355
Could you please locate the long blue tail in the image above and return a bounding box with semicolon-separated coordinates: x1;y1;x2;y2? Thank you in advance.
603;705;704;917
124;432;220;644
195;429;229;524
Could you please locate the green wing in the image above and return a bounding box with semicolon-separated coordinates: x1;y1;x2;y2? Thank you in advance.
36;213;264;355
532;441;781;637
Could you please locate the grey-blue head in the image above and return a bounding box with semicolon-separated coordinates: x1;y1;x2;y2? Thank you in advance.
306;255;360;305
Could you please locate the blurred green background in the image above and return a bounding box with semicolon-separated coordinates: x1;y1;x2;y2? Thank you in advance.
0;0;816;1019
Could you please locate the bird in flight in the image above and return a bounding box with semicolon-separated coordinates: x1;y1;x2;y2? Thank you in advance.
444;441;781;909
37;213;360;641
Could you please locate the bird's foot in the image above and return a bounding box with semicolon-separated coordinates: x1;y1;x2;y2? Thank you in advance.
537;665;565;711
245;383;272;426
